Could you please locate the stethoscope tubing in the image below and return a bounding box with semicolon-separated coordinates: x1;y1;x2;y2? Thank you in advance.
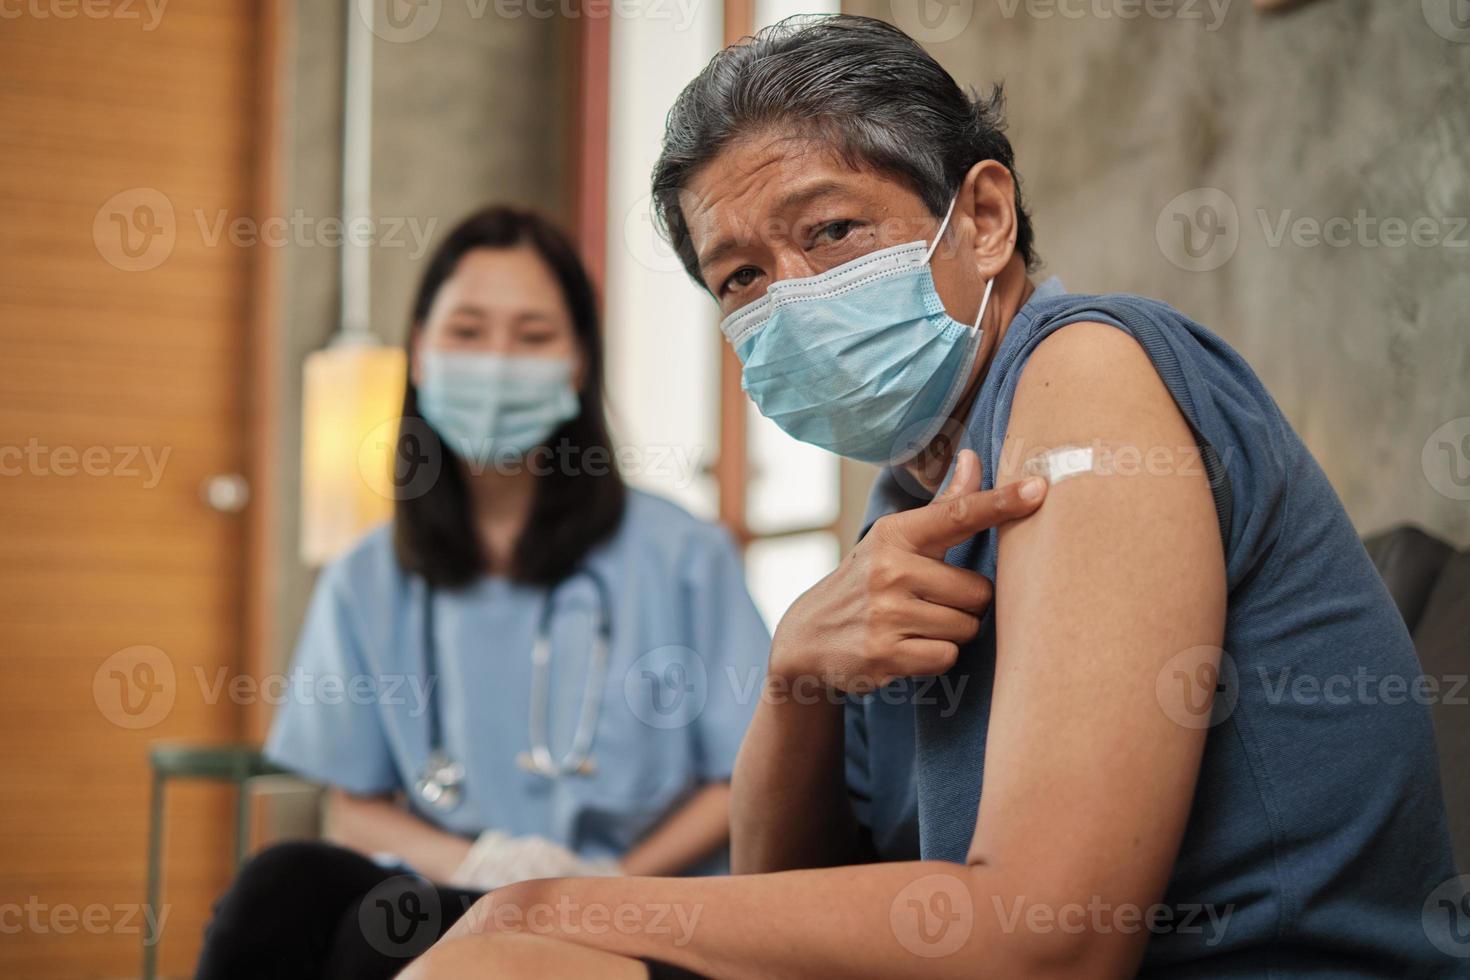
417;564;613;808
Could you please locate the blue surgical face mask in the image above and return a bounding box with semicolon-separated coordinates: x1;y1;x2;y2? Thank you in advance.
417;351;580;463
719;196;992;465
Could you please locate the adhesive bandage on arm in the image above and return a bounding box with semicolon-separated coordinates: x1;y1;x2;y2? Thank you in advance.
1020;444;1107;486
1012;440;1211;488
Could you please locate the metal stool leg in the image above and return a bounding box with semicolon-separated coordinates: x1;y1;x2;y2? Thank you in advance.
142;770;165;980
234;776;252;869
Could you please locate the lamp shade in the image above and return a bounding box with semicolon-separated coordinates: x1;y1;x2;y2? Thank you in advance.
300;341;407;566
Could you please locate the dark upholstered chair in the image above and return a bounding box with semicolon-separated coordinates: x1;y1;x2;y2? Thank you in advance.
1364;525;1470;872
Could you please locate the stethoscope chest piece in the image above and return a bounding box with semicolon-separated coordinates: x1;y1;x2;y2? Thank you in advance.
414;749;466;811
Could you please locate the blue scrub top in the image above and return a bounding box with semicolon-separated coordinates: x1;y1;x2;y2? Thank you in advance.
266;489;771;869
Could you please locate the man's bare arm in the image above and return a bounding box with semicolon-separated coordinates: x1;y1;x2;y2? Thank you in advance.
422;321;1226;978
731;461;1045;873
729;681;855;872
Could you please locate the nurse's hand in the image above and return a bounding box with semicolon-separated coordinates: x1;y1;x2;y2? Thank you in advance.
770;450;1047;692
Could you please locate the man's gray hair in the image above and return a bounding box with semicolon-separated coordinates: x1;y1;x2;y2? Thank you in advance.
651;14;1037;288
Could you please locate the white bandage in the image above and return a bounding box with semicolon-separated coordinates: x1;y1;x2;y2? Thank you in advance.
448;830;622;891
1020;444;1104;485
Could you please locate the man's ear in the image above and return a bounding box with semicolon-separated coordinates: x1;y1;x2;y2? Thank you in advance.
960;159;1019;279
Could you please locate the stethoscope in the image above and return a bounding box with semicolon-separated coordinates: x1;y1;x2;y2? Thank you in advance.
412;567;612;811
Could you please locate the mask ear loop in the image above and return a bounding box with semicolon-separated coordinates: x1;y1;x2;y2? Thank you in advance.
972;276;994;332
923;195;995;334
922;195;959;265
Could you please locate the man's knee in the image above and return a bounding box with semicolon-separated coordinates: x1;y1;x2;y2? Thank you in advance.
237;840;338;887
207;839;380;947
219;841;345;911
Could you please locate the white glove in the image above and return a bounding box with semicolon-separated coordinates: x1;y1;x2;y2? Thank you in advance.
448;830;623;891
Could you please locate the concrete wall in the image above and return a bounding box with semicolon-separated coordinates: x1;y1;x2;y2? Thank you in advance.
853;0;1470;544
265;1;576;670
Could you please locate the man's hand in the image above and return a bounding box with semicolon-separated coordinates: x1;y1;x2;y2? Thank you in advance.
771;450;1047;692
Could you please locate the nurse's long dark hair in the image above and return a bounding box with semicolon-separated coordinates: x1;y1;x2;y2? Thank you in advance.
392;205;626;589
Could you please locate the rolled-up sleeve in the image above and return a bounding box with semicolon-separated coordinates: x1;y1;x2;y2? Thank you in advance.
264;561;400;796
681;527;771;784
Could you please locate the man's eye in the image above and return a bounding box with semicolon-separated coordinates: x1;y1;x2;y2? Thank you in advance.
721;266;760;295
814;220;857;244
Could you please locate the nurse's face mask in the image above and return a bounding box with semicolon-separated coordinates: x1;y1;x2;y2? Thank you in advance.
718;195;992;466
417;351;580;463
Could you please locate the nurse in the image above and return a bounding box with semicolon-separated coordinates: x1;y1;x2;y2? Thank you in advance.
195;205;771;979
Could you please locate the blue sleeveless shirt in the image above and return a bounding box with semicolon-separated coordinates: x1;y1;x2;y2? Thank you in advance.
850;284;1462;976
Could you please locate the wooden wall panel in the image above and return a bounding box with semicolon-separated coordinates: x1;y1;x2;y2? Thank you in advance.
0;2;265;975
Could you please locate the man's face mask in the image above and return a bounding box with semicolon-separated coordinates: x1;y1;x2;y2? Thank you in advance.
718;195;992;466
417;351;580;463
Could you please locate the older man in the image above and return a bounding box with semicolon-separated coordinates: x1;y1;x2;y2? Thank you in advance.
409;15;1458;978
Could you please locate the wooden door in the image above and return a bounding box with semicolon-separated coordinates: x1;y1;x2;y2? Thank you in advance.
0;2;274;975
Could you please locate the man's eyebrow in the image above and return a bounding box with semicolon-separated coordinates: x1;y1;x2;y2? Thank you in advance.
694;180;851;278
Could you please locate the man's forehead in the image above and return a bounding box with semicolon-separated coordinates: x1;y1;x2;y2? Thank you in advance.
679;137;840;222
681;176;850;237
